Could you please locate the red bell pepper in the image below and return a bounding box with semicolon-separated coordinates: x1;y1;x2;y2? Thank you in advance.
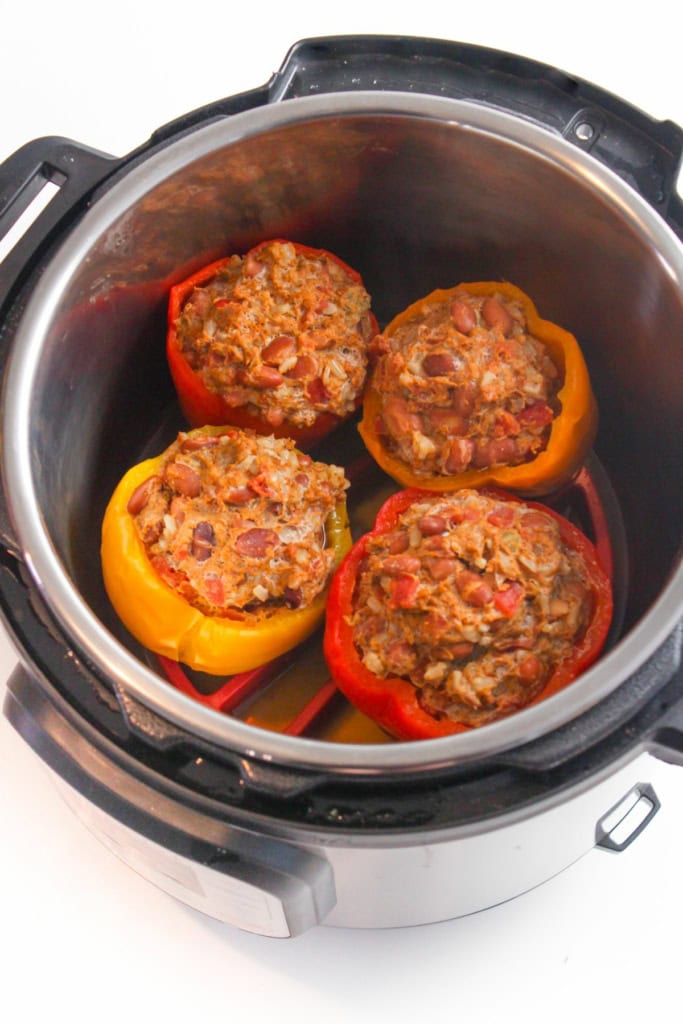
323;487;613;741
166;239;379;448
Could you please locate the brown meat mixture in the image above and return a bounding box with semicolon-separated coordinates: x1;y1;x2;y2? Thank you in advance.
174;240;375;428
128;430;349;619
371;290;561;477
350;490;594;727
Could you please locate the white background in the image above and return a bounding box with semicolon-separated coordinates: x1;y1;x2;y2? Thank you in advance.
1;3;682;1022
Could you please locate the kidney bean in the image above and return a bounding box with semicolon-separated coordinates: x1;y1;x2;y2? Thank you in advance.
390;574;419;609
445;438;475;474
482;297;513;336
422;535;448;552
423;352;459;377
262;335;296;365
472;438;517;468
224;485;254;504
284;587;303;609
426;612;450;637
180;434;221;452
428;409;466;436
448;504;480;525
427;557;458;581
244;252;264;277
519;511;552;536
518;653;543;683
388;531;410;554
287;354;318;380
382;554;422;576
455;570;493;607
451;384;476;418
127;475;158;515
191;521;215;562
307;377;330;404
487;505;516;528
383;397;423;437
265;407;285;427
450;299;476;334
235;528;278;558
251;365;284;389
417;514;446;536
164;462;202;497
169;497;186;524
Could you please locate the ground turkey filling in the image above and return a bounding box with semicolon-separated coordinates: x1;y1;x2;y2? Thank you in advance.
174;240;374;428
350;490;595;727
128;430;349;619
371;289;561;477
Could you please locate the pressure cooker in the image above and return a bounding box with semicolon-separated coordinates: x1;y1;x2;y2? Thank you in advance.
1;36;682;937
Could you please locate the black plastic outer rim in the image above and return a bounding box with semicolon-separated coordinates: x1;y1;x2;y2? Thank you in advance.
0;35;682;828
1;543;683;835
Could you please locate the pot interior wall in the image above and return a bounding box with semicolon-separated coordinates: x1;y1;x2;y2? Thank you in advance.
21;109;683;676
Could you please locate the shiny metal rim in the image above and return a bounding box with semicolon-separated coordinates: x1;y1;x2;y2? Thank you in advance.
3;91;683;773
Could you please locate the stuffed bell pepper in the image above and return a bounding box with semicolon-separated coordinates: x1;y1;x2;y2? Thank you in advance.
359;281;596;496
102;426;351;675
167;239;379;448
323;486;613;741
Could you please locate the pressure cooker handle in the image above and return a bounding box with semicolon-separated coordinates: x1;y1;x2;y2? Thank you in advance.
271;36;683;232
4;662;336;936
0;137;119;315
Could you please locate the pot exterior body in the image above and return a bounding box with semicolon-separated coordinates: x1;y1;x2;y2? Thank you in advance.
50;752;656;934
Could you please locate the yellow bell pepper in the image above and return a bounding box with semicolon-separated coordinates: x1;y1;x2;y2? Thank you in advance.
359;281;597;497
101;426;351;675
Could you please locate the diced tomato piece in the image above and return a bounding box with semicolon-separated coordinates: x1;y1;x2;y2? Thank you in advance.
248;473;276;497
150;555;186;588
518;401;555;429
493;582;524;617
390;574;419;609
204;577;225;606
493;411;521;437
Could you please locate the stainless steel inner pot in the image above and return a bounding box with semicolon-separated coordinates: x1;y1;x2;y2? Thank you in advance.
3;91;683;774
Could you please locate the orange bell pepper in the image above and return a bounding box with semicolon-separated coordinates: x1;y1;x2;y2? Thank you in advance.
359;281;597;496
101;426;351;675
167;239;379;448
